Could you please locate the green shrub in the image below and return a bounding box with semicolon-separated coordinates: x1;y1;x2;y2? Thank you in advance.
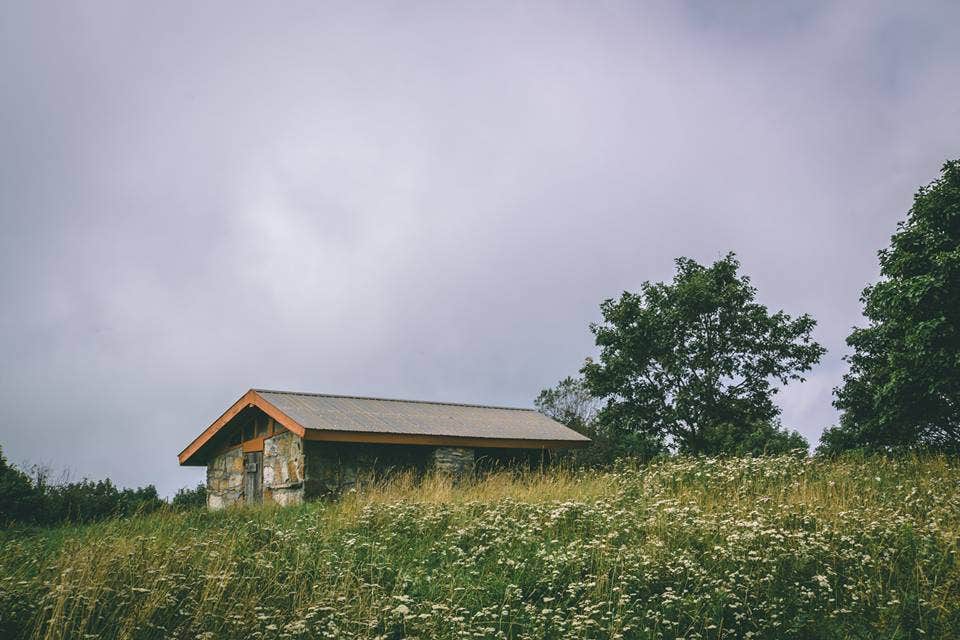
0;447;42;525
0;445;164;526
172;483;207;509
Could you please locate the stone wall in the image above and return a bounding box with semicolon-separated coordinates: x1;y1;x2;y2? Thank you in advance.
205;431;306;509
207;440;479;507
206;447;244;509
263;430;305;507
433;446;476;479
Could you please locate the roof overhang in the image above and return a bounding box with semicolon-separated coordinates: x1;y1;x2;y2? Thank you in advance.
178;389;307;466
178;389;589;466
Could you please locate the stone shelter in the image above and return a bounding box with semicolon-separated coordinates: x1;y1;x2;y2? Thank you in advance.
178;389;590;509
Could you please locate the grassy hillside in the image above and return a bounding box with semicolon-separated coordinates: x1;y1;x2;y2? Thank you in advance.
1;456;958;640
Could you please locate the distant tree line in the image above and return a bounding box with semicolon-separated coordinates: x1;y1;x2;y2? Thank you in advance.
539;159;959;462
0;446;206;527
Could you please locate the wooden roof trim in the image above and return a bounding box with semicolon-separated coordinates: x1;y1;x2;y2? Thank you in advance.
177;390;307;465
302;429;590;449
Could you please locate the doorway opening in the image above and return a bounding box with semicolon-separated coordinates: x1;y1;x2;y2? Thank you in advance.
244;451;262;504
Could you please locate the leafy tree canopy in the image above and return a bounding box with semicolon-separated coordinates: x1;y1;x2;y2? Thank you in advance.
535;376;600;435
582;253;822;455
822;160;960;454
535;376;665;465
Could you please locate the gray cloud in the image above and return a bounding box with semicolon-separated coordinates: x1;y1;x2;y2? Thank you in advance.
1;1;958;495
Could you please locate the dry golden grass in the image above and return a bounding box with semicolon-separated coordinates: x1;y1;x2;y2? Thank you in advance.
1;455;958;639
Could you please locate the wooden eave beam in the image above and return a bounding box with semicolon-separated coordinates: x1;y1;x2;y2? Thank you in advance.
301;429;590;449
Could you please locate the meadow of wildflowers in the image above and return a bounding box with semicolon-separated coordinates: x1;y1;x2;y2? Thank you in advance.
1;455;958;639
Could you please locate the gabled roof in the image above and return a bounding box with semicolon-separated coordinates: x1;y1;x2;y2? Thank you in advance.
178;389;590;466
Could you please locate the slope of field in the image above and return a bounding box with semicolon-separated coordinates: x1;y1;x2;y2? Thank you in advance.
1;456;958;639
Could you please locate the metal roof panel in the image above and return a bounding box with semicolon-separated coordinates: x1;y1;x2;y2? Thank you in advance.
254;389;590;442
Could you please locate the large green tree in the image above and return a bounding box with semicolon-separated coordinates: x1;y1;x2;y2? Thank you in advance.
821;160;960;454
582;253;822;455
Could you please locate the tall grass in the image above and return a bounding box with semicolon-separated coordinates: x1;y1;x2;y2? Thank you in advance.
1;455;958;639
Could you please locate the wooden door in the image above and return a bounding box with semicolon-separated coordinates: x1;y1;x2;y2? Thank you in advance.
244;451;263;504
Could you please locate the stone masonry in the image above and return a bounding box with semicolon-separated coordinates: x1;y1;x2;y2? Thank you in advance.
263;430;305;507
206;447;243;509
432;446;476;479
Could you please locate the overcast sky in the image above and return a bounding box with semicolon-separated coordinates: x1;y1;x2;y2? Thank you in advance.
1;1;958;496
